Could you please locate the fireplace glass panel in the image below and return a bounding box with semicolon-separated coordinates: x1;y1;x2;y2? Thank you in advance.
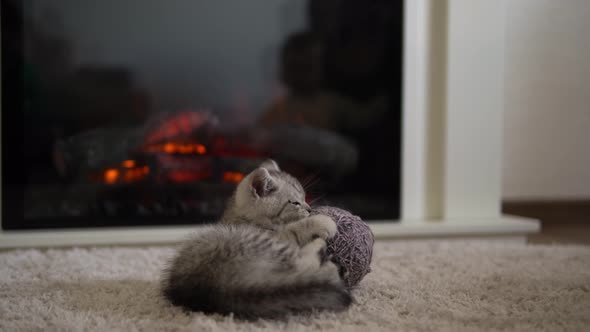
2;0;403;229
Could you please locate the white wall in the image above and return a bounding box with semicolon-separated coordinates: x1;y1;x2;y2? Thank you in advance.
503;0;590;200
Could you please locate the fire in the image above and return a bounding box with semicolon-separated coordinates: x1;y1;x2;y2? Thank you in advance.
122;160;136;168
145;143;207;155
104;169;120;184
163;143;175;153
144;111;210;145
124;166;150;182
223;171;245;184
196;144;207;154
102;163;149;185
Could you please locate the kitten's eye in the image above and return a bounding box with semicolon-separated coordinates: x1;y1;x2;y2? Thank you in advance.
289;200;301;206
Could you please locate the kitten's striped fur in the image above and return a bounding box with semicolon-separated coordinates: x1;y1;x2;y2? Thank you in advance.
162;160;351;319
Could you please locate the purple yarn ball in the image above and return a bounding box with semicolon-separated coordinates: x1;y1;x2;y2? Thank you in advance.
313;206;374;288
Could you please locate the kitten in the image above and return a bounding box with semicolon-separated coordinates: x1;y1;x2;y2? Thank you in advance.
161;160;352;319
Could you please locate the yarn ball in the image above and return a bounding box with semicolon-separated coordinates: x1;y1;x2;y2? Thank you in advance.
312;206;374;288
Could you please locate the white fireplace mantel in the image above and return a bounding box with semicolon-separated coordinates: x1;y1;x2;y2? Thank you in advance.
0;0;539;248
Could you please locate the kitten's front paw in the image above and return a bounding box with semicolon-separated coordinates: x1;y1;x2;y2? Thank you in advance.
311;215;338;240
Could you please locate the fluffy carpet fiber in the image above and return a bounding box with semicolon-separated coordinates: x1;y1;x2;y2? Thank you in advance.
1;240;589;331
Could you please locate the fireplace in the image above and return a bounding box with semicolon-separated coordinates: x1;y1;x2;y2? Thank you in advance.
2;0;403;230
2;0;542;247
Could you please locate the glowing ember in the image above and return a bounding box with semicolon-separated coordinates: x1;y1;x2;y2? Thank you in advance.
123;166;150;182
102;164;149;185
122;160;136;168
145;143;207;155
196;144;207;154
223;171;245;184
104;169;119;184
164;143;175;154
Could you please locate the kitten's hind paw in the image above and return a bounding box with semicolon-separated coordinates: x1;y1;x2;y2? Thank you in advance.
335;261;349;281
318;245;333;265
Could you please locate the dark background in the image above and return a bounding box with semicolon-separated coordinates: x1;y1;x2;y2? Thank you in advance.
2;0;403;229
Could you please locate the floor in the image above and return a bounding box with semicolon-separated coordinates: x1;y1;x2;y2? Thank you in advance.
503;200;590;245
3;240;588;331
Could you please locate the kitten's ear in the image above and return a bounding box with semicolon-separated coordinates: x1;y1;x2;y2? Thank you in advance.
259;159;280;172
251;167;277;198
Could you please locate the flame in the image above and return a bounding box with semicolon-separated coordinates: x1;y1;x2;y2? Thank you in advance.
196;144;207;154
124;165;150;182
145;111;210;145
145;143;207;155
223;171;245;184
102;163;149;185
104;169;119;184
163;143;176;153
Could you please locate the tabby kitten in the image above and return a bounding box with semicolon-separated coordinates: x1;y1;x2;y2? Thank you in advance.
161;160;351;319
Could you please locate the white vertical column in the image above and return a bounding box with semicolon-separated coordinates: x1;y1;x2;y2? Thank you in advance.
401;0;430;220
402;0;448;220
443;0;506;219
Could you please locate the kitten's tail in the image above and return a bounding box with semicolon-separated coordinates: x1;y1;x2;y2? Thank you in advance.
162;278;352;319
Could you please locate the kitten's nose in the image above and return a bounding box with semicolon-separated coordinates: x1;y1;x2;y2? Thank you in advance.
304;203;312;213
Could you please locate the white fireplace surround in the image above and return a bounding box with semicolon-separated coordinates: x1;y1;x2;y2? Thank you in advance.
0;0;539;248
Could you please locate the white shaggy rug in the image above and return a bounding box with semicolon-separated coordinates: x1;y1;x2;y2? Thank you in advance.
1;240;589;331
